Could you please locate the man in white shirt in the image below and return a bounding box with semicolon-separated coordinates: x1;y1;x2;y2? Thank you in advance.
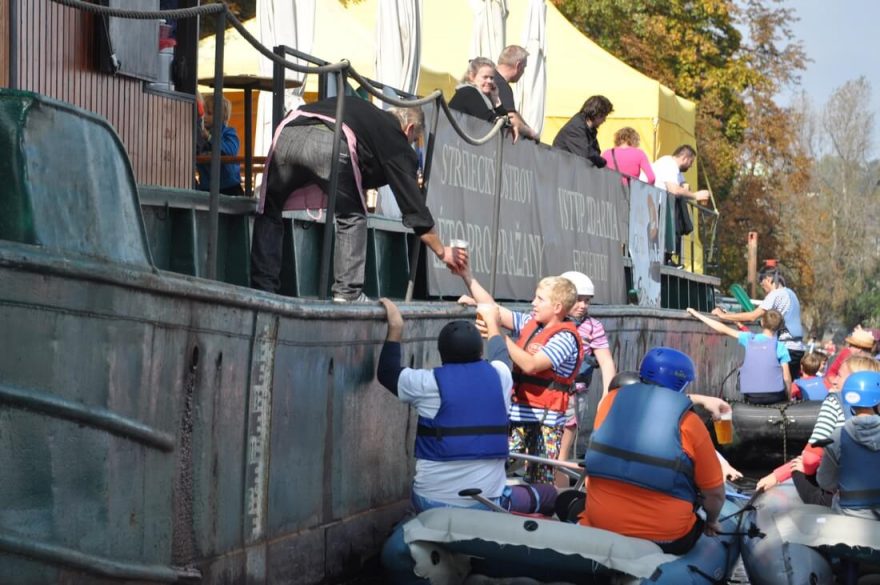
653;145;710;266
376;298;557;513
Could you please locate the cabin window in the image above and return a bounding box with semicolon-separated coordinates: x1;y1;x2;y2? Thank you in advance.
95;0;198;94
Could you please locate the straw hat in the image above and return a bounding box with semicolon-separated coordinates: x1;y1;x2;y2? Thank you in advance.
845;326;876;351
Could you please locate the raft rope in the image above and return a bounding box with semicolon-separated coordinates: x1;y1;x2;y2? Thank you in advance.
728;399;792;462
47;0;508;147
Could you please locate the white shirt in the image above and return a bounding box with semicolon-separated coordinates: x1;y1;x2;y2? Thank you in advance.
652;155;684;190
398;361;513;505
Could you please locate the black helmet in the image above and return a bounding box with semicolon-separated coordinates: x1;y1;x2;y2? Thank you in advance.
438;320;483;364
609;371;641;391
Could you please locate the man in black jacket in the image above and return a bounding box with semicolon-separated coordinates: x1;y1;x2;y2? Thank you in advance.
250;98;464;301
552;95;613;168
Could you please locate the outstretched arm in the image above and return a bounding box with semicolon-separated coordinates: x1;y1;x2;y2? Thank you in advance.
686;308;741;339
459;267;514;330
711;304;766;323
377;298;405;395
594;347;616;397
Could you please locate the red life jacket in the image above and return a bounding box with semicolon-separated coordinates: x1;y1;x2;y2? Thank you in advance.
513;319;584;413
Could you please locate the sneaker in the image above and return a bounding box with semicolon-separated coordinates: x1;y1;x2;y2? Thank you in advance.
332;292;371;303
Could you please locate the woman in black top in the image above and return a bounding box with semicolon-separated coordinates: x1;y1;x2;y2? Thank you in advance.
448;57;508;123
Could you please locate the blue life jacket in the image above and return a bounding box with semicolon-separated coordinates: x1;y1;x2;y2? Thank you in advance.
414;361;509;462
838;424;880;509
585;383;697;503
739;334;784;394
795;376;828;401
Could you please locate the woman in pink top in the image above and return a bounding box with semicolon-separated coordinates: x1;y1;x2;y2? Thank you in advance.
601;127;656;184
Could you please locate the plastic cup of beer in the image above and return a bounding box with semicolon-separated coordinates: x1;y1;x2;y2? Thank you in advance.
714;411;734;445
449;238;469;265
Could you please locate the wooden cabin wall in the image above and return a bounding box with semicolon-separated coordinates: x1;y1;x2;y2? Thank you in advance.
13;0;193;188
1;0;8;87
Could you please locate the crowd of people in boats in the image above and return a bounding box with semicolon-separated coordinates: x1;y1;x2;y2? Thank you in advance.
191;40;880;564
373;264;880;579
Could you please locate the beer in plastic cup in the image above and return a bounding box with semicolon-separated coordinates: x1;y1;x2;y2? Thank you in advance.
713;411;733;445
449;239;468;265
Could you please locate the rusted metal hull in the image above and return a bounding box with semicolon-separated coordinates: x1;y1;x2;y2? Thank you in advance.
0;242;744;584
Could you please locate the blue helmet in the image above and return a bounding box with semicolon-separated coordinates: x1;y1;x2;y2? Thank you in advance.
639;347;695;392
842;371;880;409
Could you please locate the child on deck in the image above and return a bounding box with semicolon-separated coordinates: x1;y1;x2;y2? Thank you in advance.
197;94;243;196
686;308;791;404
791;352;827;401
460;267;584;485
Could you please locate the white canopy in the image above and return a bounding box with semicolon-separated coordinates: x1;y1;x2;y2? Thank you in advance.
468;0;508;60
513;0;546;136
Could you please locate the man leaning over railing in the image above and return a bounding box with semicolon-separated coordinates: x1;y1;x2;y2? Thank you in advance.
250;98;465;301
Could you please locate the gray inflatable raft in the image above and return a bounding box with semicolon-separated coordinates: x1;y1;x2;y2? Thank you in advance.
741;483;880;585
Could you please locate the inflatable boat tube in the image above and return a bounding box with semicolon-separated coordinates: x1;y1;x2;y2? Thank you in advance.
740;483;833;585
742;482;880;584
383;499;744;584
714;401;823;468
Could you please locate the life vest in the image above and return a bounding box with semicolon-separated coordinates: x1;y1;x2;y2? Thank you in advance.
794;376;828;401
585;383;697;503
739;334;784;394
837;423;880;509
414;361;509;462
512;319;584;413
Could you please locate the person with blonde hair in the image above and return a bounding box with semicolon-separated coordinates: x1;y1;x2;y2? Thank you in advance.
197;93;243;196
458;267;584;485
449;57;507;123
601;127;655;184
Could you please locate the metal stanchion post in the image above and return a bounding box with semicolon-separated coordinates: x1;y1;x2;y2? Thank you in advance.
317;71;346;299
205;11;225;281
488;130;505;295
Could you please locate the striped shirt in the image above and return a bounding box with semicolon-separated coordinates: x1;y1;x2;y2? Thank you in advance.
808;393;845;444
577;316;610;355
509;312;580;426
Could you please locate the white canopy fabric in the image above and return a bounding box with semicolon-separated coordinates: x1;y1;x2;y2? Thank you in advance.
375;0;422;96
255;0;315;157
468;0;507;61
374;0;423;218
513;0;546;136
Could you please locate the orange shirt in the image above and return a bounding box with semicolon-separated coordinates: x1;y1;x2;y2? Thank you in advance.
580;390;723;541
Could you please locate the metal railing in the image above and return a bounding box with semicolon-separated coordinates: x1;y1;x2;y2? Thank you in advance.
47;0;507;294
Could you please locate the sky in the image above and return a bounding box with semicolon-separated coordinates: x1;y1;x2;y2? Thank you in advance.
777;0;880;150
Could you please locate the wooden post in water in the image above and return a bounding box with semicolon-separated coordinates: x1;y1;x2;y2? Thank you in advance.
747;231;758;298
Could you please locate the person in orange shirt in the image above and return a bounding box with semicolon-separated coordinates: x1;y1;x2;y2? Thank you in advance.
581;347;725;554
